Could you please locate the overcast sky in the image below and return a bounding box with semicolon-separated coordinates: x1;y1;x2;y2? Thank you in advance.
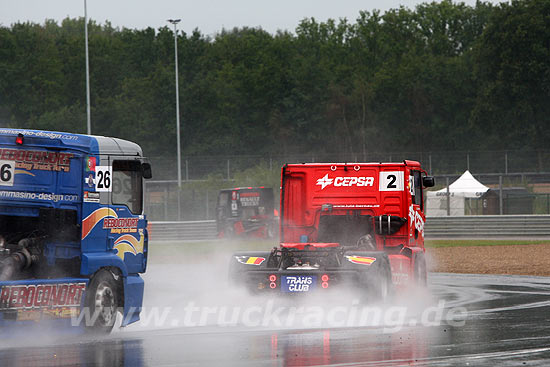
1;0;504;36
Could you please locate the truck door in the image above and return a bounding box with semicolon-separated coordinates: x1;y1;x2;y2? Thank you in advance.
108;158;147;274
216;191;230;233
409;170;426;244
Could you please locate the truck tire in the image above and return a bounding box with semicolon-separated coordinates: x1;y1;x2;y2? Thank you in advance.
84;269;119;334
367;258;392;301
343;251;392;303
224;223;235;239
414;254;428;286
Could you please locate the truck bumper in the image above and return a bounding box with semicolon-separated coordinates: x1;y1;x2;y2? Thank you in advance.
238;270;363;294
122;274;144;326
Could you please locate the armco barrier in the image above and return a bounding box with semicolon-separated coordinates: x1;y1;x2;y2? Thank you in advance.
148;215;550;242
425;215;550;238
149;220;217;241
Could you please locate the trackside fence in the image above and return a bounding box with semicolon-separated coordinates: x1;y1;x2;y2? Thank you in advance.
149;220;217;241
148;215;550;242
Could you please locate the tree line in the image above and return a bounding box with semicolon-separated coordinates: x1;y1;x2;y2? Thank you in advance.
0;0;548;163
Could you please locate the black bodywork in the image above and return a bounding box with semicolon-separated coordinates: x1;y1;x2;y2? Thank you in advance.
229;245;392;298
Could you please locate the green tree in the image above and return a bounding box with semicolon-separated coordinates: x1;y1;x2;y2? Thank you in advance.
472;0;550;161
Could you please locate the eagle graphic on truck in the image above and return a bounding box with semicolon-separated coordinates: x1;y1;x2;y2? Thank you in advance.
230;161;435;299
0;129;151;332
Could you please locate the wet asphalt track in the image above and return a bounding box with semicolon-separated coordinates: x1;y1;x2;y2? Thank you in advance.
2;272;550;366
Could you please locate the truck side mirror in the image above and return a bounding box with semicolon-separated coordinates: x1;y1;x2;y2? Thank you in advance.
423;176;435;188
142;162;152;179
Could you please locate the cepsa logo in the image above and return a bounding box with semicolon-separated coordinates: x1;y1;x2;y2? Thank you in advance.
316;174;375;190
0;283;86;310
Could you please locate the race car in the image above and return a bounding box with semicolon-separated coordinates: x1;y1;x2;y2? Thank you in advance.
229;161;434;300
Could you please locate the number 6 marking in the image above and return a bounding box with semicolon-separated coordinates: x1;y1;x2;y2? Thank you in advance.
0;160;15;186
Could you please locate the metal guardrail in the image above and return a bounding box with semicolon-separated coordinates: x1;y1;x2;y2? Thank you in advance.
149;220;217;241
425;215;550;238
148;215;550;242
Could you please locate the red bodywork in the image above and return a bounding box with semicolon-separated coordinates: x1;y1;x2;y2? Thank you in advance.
279;161;428;287
216;187;277;239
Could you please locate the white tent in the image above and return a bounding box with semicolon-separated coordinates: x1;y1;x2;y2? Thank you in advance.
426;170;489;216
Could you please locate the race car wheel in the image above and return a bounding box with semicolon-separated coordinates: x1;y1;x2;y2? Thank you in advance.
84;269;119;334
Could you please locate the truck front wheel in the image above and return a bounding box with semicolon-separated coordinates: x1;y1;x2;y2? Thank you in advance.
85;269;119;333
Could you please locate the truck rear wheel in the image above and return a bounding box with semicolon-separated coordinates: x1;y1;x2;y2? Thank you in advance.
369;260;392;301
414;255;428;286
84;269;119;333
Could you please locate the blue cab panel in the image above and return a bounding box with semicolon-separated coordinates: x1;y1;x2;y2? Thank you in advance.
0;129;149;329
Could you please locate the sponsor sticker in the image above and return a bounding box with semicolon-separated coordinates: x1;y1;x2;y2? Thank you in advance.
0;283;86;310
83;191;100;203
240;192;260;207
85;173;95;188
316;174;375;190
409;204;425;237
345;255;377;265
103;217;139;234
0;190;78;202
0;148;73;172
0;129;78;141
235;256;265;265
282;276;316;292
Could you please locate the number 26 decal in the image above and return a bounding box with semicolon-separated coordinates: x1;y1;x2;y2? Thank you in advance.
95;166;112;192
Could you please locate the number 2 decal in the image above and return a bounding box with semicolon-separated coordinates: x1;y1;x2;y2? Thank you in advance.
387;174;397;188
95;166;112;192
379;171;404;191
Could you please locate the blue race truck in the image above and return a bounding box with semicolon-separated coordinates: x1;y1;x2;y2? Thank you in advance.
0;129;152;332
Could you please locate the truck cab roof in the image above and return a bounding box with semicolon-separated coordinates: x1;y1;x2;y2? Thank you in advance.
0;128;142;156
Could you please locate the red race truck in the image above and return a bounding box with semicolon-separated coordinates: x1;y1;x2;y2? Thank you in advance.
216;187;277;239
230;161;434;300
